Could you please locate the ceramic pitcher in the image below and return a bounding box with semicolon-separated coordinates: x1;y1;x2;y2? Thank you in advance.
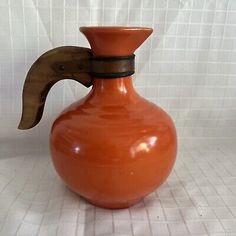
19;27;177;209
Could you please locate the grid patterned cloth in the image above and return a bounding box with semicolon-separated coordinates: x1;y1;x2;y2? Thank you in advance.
1;140;236;235
0;0;236;235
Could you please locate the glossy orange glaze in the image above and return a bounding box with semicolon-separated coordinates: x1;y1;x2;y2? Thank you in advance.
50;27;177;209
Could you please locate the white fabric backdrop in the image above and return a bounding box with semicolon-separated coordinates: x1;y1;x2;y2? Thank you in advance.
0;0;236;235
1;0;236;143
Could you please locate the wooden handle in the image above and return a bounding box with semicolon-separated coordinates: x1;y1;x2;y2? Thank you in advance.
18;46;93;130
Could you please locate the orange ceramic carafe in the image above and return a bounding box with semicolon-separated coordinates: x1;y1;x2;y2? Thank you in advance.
19;27;177;209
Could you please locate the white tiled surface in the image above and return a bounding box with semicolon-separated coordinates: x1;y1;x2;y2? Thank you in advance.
1;0;236;235
0;140;236;236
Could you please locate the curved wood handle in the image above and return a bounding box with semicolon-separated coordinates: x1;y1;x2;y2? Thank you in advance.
18;46;93;130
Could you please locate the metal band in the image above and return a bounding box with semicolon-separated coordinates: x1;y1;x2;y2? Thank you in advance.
90;54;135;78
19;46;136;130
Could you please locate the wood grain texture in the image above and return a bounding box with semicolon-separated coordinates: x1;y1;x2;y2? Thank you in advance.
18;46;92;130
18;46;136;130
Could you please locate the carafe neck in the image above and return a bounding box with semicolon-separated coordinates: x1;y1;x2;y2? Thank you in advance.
79;27;153;104
88;77;140;104
93;76;135;93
